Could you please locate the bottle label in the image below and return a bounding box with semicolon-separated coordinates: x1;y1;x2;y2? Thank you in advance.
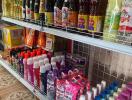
45;12;54;25
62;7;69;27
119;6;132;33
68;11;78;28
88;16;103;32
34;13;39;20
78;14;88;30
54;7;62;26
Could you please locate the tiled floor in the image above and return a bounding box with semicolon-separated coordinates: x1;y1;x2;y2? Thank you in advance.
0;66;38;100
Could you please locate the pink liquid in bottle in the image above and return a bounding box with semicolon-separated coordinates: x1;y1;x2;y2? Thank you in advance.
33;61;40;88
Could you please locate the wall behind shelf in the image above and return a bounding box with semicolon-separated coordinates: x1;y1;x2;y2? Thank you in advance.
73;41;132;86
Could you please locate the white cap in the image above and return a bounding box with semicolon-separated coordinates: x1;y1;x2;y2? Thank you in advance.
27;58;33;65
79;95;85;100
44;58;49;64
56;56;61;62
41;54;47;59
33;56;38;62
51;57;57;62
39;60;44;66
61;55;65;60
87;91;92;100
97;84;102;94
40;65;46;73
109;97;114;100
92;87;97;98
51;62;57;68
101;80;106;90
121;84;126;89
45;63;51;71
117;88;122;93
33;61;39;68
113;92;118;98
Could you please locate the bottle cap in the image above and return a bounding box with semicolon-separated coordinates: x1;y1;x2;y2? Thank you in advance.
109;97;114;100
33;56;38;62
24;53;29;59
39;60;44;66
44;58;49;64
113;92;118;98
51;57;57;62
21;52;25;57
117;88;122;93
42;50;47;54
79;95;85;100
37;51;41;56
33;61;39;68
122;84;126;89
31;52;35;57
45;63;51;71
40;65;46;73
27;58;33;65
101;80;106;90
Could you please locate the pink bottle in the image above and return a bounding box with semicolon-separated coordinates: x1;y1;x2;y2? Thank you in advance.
23;53;29;80
27;57;34;85
33;61;40;88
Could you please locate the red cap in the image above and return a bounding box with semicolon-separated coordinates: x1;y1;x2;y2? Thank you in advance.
27;51;31;57
37;50;41;56
24;53;29;59
31;52;35;57
42;50;47;54
21;52;25;57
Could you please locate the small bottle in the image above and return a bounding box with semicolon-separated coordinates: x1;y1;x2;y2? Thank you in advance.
34;0;40;24
97;84;102;95
101;80;106;90
26;0;31;21
62;0;69;28
92;87;97;99
39;0;45;26
30;0;35;22
27;57;34;84
33;61;40;87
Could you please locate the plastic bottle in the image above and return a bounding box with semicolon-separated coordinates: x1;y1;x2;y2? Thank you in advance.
23;53;29;80
34;0;40;23
97;84;102;95
103;0;123;41
27;57;34;84
33;61;40;87
86;91;92;100
101;80;106;90
92;87;97;99
54;0;64;27
62;0;69;28
78;0;88;31
19;52;25;77
68;0;78;30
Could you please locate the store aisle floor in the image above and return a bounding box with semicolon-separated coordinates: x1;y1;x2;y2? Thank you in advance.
0;66;38;100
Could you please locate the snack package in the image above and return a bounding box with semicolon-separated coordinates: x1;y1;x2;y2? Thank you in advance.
37;32;46;48
2;26;24;49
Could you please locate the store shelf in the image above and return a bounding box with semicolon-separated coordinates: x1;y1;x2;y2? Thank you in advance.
0;58;47;100
2;17;132;56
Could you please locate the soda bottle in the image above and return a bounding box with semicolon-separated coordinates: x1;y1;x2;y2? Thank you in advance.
39;0;45;26
26;0;31;21
88;0;108;36
22;0;26;20
68;0;78;31
62;0;69;28
103;0;123;41
30;0;35;22
54;0;64;27
45;0;55;26
34;0;40;24
78;0;88;31
118;0;132;46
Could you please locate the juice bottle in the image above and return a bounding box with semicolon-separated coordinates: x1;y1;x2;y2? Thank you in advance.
54;0;64;27
103;0;123;41
118;0;132;46
78;0;88;31
26;0;31;21
39;0;45;26
22;0;26;20
30;0;35;22
62;0;69;28
45;0;55;26
34;0;40;23
68;0;78;30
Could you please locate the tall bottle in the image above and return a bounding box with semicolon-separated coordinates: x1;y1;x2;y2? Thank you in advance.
103;0;123;41
34;0;40;23
39;0;45;26
26;0;31;20
22;0;26;20
45;0;55;26
54;0;64;27
68;0;78;30
78;0;88;31
30;0;35;22
88;0;108;36
62;0;69;28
